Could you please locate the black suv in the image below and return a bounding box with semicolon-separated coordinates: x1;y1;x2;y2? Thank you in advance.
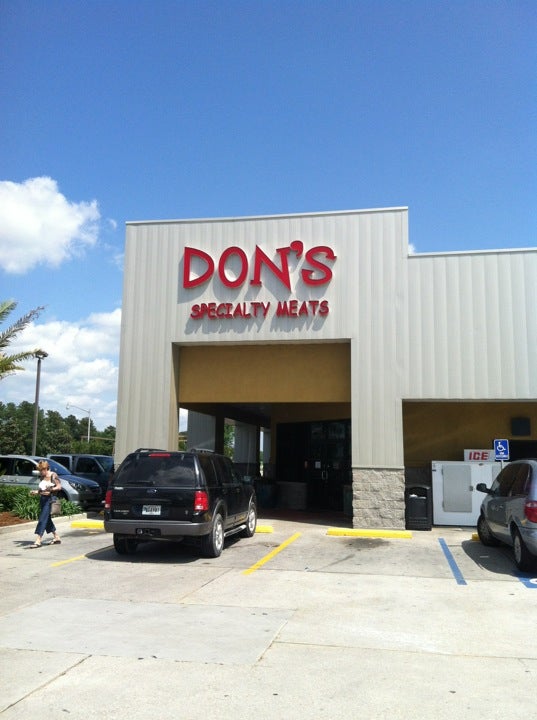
104;449;257;557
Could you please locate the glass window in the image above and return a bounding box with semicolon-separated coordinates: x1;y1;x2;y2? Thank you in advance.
198;455;219;487
497;465;518;497
14;459;36;476
77;458;99;473
0;458;13;475
510;464;531;496
116;454;197;486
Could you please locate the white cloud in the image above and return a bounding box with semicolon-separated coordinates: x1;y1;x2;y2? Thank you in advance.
0;177;100;274
0;309;121;430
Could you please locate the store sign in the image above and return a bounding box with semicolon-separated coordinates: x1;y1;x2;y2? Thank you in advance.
182;241;337;321
464;449;495;461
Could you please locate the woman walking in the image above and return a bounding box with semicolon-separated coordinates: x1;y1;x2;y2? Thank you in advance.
29;460;62;548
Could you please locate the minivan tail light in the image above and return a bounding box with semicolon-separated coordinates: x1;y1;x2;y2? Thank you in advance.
194;491;209;512
524;500;537;524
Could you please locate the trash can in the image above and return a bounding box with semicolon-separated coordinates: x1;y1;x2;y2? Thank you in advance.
405;485;432;530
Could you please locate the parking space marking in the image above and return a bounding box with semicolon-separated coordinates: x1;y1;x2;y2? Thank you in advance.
327;528;412;539
438;537;467;585
243;532;301;575
51;554;87;568
517;575;537;589
51;547;112;568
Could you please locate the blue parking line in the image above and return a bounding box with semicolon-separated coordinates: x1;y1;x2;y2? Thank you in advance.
438;538;467;585
517;574;537;589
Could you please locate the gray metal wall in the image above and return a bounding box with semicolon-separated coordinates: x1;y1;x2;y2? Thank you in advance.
114;209;536;473
406;249;537;399
115;209;408;465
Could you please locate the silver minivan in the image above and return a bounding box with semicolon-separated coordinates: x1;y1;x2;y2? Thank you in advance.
476;458;537;570
0;455;101;509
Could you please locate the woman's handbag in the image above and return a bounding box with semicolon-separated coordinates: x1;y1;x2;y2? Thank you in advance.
50;497;61;517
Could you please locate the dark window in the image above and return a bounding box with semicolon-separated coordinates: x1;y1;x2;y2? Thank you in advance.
77;458;100;473
0;458;13;475
510;464;531;496
116;454;197;487
14;459;36;476
198;455;219;487
497;465;518;497
95;456;114;472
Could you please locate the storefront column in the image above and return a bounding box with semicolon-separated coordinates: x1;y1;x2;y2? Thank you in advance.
352;468;405;529
187;411;217;450
234;422;259;478
262;430;272;479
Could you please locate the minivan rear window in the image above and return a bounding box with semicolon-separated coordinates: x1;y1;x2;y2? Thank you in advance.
115;454;198;487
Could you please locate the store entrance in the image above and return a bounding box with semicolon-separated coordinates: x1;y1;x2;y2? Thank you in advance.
276;420;351;512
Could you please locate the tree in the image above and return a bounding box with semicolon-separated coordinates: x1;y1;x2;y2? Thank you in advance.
0;300;45;380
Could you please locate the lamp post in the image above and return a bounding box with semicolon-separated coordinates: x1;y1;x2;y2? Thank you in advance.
66;403;91;443
31;350;48;455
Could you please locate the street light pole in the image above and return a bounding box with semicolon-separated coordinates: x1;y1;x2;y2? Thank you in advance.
66;403;91;443
31;351;48;455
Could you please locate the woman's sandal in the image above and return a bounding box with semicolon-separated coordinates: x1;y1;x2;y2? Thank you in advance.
29;543;42;549
50;539;61;545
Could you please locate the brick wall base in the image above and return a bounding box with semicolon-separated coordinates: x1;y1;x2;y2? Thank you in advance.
352;467;405;529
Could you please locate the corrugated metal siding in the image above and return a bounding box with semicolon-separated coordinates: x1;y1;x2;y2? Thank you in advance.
407;250;537;399
115;209;409;465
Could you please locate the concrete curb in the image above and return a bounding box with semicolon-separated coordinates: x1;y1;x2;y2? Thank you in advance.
326;528;413;539
0;512;89;535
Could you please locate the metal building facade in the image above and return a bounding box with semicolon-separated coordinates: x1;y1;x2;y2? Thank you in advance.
406;249;537;399
115;208;536;528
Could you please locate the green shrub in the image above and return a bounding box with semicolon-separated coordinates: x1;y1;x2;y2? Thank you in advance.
59;499;82;516
0;485;82;519
0;485;30;511
12;493;40;520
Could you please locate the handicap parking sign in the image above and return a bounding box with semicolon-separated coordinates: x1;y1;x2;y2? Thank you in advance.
494;439;510;461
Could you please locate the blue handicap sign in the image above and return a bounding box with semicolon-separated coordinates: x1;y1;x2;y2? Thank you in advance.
494;438;510;461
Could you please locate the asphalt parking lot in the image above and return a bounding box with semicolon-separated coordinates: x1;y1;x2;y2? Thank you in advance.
0;512;536;720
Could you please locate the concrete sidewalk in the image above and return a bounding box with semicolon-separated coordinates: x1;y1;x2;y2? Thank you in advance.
0;517;535;719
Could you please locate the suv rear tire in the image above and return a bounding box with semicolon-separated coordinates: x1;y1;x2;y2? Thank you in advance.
242;500;257;538
114;535;138;555
201;513;224;558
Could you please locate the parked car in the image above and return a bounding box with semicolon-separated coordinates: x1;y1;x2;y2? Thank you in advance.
0;455;101;509
48;453;113;500
476;458;537;570
104;448;257;557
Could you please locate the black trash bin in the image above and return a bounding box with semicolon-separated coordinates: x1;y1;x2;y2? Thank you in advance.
405;485;432;530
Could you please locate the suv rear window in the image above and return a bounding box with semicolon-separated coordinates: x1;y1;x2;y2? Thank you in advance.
115;453;198;487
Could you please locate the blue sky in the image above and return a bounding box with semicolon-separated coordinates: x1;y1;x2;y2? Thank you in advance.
0;0;535;430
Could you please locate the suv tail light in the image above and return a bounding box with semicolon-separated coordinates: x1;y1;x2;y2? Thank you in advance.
104;489;112;510
524;500;537;524
194;490;209;512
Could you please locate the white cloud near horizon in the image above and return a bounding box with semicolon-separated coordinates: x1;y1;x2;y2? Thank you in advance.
0;177;100;274
0;310;121;430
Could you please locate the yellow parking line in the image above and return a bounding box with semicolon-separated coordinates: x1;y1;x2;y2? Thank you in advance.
71;519;104;529
255;525;274;533
243;532;301;575
327;528;412;539
51;554;86;567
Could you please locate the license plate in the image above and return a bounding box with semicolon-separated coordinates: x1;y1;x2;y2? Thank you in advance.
142;504;161;516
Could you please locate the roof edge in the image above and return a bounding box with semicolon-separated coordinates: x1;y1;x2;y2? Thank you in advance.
126;207;408;226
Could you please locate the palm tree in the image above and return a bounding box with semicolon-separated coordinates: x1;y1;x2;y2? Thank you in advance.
0;300;45;380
